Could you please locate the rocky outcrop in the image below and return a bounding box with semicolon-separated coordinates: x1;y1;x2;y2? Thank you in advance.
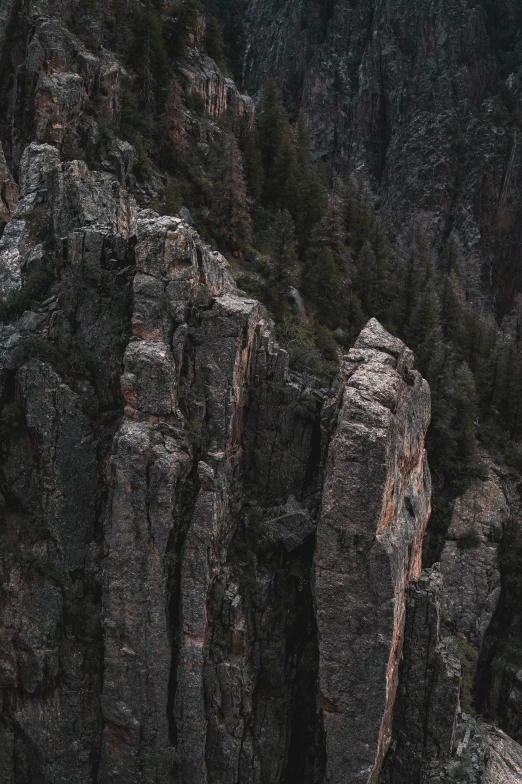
314;320;431;784
0;10;128;177
0;131;321;780
382;564;522;784
483;726;522;783
179;51;254;126
381;567;461;783
0;141;440;780
3;3;522;781
440;463;509;651
0;143;136;298
2;134;522;781
99;211;256;782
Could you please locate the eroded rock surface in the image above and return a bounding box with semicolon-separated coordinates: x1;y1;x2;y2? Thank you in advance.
2;2;522;781
314;319;431;784
440;464;509;651
381;567;461;783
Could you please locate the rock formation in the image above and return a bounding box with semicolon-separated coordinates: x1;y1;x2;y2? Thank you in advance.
440;462;508;652
0;139;436;781
1;1;522;783
314;321;431;783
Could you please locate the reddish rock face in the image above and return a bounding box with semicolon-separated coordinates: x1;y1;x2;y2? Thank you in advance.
0;142;18;222
179;51;254;126
314;318;431;784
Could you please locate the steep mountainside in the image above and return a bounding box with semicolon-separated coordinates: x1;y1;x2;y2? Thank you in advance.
1;1;522;783
209;0;522;315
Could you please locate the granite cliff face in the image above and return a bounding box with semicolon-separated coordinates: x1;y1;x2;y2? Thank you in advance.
315;323;431;783
1;1;522;783
0;146;435;779
0;138;434;781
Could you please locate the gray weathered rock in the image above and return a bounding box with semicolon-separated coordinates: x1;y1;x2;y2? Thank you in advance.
381;567;461;783
440;463;509;650
314;318;431;784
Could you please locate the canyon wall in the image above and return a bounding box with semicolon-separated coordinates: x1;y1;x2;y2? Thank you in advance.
210;0;522;313
1;2;522;782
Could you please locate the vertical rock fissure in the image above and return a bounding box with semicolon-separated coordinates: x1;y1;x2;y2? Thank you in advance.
281;533;326;784
166;460;201;748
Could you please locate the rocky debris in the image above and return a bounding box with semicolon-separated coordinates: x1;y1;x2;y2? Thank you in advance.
255;496;315;551
314;318;432;784
487;663;522;750
483;726;522;784
440;464;509;651
420;714;522;784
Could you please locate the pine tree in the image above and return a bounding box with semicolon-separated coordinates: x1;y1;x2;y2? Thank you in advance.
295;121;311;170
342;176;376;253
406;275;442;379
161;79;187;158
302;205;352;332
354;240;379;319
293;164;328;251
440;271;465;349
308;196;349;272
107;0;129;51
372;226;399;328
310;247;345;328
441;232;461;276
129;8;171;110
269;210;299;294
163;0;201;58
238;123;264;201
342;174;362;247
203;17;226;70
211;135;252;252
272;134;299;214
468;316;499;419
429;355;479;487
256;79;290;205
401;223;432;330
